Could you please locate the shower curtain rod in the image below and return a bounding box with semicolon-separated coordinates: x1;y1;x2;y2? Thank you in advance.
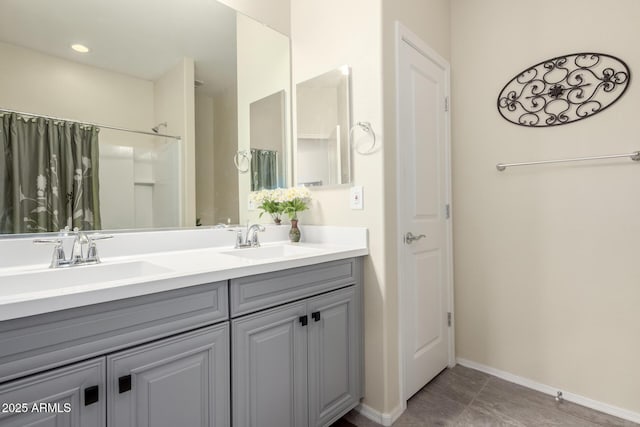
496;150;640;171
0;107;181;140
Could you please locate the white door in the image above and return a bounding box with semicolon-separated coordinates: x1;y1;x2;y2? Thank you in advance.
397;27;452;400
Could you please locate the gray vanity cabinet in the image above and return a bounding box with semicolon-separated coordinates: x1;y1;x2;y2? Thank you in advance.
232;302;309;427
307;286;360;427
0;358;105;427
232;258;363;427
0;259;363;427
107;323;229;427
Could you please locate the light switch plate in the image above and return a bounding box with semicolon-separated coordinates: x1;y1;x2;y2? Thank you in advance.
350;186;364;210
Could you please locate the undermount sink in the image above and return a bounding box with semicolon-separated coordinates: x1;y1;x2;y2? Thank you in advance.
221;244;322;260
0;261;172;296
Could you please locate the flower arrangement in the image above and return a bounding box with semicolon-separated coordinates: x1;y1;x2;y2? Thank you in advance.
250;189;284;224
249;187;312;223
279;187;311;220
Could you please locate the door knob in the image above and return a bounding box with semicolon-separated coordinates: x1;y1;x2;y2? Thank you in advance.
404;232;426;244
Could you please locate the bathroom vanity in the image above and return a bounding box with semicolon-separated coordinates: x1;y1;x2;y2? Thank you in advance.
0;226;367;427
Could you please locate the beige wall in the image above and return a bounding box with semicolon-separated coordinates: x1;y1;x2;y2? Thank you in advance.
0;41;154;130
217;0;290;36
452;0;640;414
291;0;390;413
291;0;451;416
236;13;291;224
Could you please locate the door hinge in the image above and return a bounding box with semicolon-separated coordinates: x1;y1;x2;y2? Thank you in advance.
444;97;449;112
447;312;452;327
445;204;450;219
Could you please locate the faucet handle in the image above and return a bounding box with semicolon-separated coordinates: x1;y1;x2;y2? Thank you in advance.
85;234;113;263
34;238;67;268
88;233;113;241
232;229;244;248
33;237;63;244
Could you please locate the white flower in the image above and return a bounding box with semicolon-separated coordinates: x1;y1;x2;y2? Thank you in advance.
271;188;285;202
251;187;312;206
276;186;311;203
82;157;90;169
249;189;271;204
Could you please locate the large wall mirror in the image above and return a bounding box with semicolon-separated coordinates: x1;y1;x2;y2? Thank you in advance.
296;66;352;187
0;0;291;235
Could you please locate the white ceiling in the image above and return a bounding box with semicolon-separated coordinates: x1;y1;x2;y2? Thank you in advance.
0;0;237;96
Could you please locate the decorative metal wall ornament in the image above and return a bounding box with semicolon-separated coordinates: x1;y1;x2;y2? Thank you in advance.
497;53;630;127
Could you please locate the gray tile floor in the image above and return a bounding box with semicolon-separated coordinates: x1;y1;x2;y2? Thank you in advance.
333;365;639;427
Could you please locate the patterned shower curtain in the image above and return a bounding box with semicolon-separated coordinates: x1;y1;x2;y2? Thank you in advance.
0;113;101;234
250;148;278;191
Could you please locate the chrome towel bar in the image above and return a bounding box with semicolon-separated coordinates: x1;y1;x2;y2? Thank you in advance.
496;150;640;171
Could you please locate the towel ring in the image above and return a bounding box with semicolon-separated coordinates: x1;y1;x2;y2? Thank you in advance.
349;121;377;154
233;150;251;173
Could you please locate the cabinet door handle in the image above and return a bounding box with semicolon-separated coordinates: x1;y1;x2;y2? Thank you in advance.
311;311;321;322
84;385;99;406
299;315;308;326
118;375;132;394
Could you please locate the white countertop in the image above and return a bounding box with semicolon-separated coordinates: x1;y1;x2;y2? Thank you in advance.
0;226;368;321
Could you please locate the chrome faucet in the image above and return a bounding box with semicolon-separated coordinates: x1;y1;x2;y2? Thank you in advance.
233;223;266;248
246;224;266;247
35;227;113;268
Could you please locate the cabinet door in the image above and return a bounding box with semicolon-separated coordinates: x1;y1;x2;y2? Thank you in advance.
0;358;105;427
107;324;229;427
232;302;307;427
307;286;360;427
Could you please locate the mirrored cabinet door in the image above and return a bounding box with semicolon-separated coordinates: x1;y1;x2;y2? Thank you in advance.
296;66;352;187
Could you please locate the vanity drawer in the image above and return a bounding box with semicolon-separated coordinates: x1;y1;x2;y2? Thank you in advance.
0;281;228;384
230;258;357;317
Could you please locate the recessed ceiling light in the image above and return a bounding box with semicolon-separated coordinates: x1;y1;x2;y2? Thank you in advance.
71;44;90;53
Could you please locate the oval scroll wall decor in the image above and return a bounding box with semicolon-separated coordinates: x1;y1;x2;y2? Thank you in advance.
497;53;630;127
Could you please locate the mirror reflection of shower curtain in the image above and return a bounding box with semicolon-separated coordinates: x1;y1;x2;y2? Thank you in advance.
0;113;101;233
250;148;278;191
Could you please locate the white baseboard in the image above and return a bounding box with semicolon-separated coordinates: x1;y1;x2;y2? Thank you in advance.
356;402;405;426
456;357;640;424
